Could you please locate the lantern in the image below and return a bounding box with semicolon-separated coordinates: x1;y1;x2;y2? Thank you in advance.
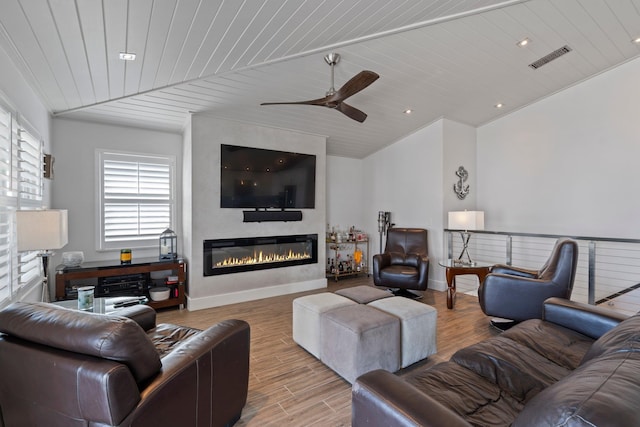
159;228;178;260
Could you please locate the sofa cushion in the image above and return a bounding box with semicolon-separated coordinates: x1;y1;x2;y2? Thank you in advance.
451;335;571;402
148;323;202;357
513;351;640;427
502;319;594;370
0;302;161;384
406;361;525;425
581;312;640;365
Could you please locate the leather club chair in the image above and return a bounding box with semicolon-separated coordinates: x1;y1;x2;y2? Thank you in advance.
0;301;250;427
373;227;429;298
478;237;579;322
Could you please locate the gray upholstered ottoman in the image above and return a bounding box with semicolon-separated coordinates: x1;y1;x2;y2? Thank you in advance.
292;293;357;358
334;285;392;304
320;304;400;384
368;296;437;368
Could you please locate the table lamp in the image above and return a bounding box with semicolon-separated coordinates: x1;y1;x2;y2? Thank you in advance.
16;209;69;302
448;210;484;265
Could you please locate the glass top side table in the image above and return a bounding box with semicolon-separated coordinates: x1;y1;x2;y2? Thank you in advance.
52;296;148;314
438;260;493;309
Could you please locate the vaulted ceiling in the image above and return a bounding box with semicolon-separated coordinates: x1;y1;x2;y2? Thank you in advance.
1;0;640;158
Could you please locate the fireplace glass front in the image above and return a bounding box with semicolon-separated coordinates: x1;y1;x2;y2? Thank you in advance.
203;234;318;276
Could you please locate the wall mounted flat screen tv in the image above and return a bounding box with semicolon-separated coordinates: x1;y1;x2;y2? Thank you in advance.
220;144;316;209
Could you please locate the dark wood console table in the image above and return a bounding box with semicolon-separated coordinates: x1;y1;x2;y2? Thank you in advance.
55;258;187;310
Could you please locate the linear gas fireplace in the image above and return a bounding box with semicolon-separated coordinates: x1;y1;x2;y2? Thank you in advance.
203;234;318;276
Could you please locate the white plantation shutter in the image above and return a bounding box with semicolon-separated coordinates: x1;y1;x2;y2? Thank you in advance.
0;209;13;302
0;107;15;198
0;102;44;305
0;105;16;303
98;151;175;250
17;127;43;201
15;123;44;296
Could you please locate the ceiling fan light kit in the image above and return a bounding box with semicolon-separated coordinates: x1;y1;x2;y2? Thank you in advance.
260;53;379;123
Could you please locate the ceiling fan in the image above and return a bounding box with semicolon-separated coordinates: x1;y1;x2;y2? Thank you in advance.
260;53;379;123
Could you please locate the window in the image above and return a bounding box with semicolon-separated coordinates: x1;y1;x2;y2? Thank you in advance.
97;150;175;250
0;99;45;305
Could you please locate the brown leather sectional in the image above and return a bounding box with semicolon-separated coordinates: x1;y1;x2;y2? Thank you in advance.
0;302;250;427
352;297;640;426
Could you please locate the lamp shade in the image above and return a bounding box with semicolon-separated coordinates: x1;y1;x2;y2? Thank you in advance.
448;211;484;231
17;209;69;251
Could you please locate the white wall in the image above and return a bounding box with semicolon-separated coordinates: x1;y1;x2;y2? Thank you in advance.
478;57;640;239
362;119;447;289
326;155;364;231
0;45;51;150
186;115;327;309
51;118;183;266
443;119;478;215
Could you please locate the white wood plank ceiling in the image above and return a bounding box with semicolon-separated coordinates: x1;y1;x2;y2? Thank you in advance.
1;0;640;158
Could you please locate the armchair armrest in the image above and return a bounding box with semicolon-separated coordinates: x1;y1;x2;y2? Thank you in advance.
126;319;250;427
479;274;560;320
373;253;391;268
372;253;391;283
418;255;430;288
352;370;472;427
116;304;156;331
543;297;628;339
490;264;538;278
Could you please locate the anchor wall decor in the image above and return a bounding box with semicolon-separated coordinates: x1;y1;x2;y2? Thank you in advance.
453;166;470;200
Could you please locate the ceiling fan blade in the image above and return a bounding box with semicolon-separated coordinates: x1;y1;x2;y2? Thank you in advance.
330;70;379;103
261;95;331;107
336;102;368;123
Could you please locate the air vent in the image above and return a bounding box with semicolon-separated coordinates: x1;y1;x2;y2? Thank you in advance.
528;45;572;69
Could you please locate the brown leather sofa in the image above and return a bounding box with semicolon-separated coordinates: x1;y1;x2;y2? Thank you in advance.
0;301;250;427
373;228;429;298
352;297;640;426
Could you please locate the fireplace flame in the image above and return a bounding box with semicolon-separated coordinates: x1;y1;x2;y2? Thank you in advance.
215;249;311;268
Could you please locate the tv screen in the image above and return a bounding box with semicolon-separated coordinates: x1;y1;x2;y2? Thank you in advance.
220;144;316;209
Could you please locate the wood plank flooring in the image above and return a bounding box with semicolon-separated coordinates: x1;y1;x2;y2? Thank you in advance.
157;276;499;426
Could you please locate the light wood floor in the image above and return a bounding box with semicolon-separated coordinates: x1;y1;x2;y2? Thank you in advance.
157;277;499;426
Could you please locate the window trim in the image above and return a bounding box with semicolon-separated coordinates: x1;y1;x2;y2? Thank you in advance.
96;149;176;251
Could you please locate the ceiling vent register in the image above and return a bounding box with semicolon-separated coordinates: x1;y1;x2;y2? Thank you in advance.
528;45;572;69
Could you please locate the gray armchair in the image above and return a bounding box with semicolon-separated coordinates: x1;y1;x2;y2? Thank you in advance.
373;228;429;298
478;238;579;322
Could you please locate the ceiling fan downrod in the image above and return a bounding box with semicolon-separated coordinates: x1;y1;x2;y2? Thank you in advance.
324;53;340;96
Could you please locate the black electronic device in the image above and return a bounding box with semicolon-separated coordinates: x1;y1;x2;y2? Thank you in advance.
242;210;303;222
95;273;147;297
220;144;316;209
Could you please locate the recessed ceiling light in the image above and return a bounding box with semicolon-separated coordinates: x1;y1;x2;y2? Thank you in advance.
633;37;640;44
119;52;136;61
495;103;504;108
403;109;413;114
516;38;530;47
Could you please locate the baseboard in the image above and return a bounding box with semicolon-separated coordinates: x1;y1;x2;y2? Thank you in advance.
186;278;327;310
